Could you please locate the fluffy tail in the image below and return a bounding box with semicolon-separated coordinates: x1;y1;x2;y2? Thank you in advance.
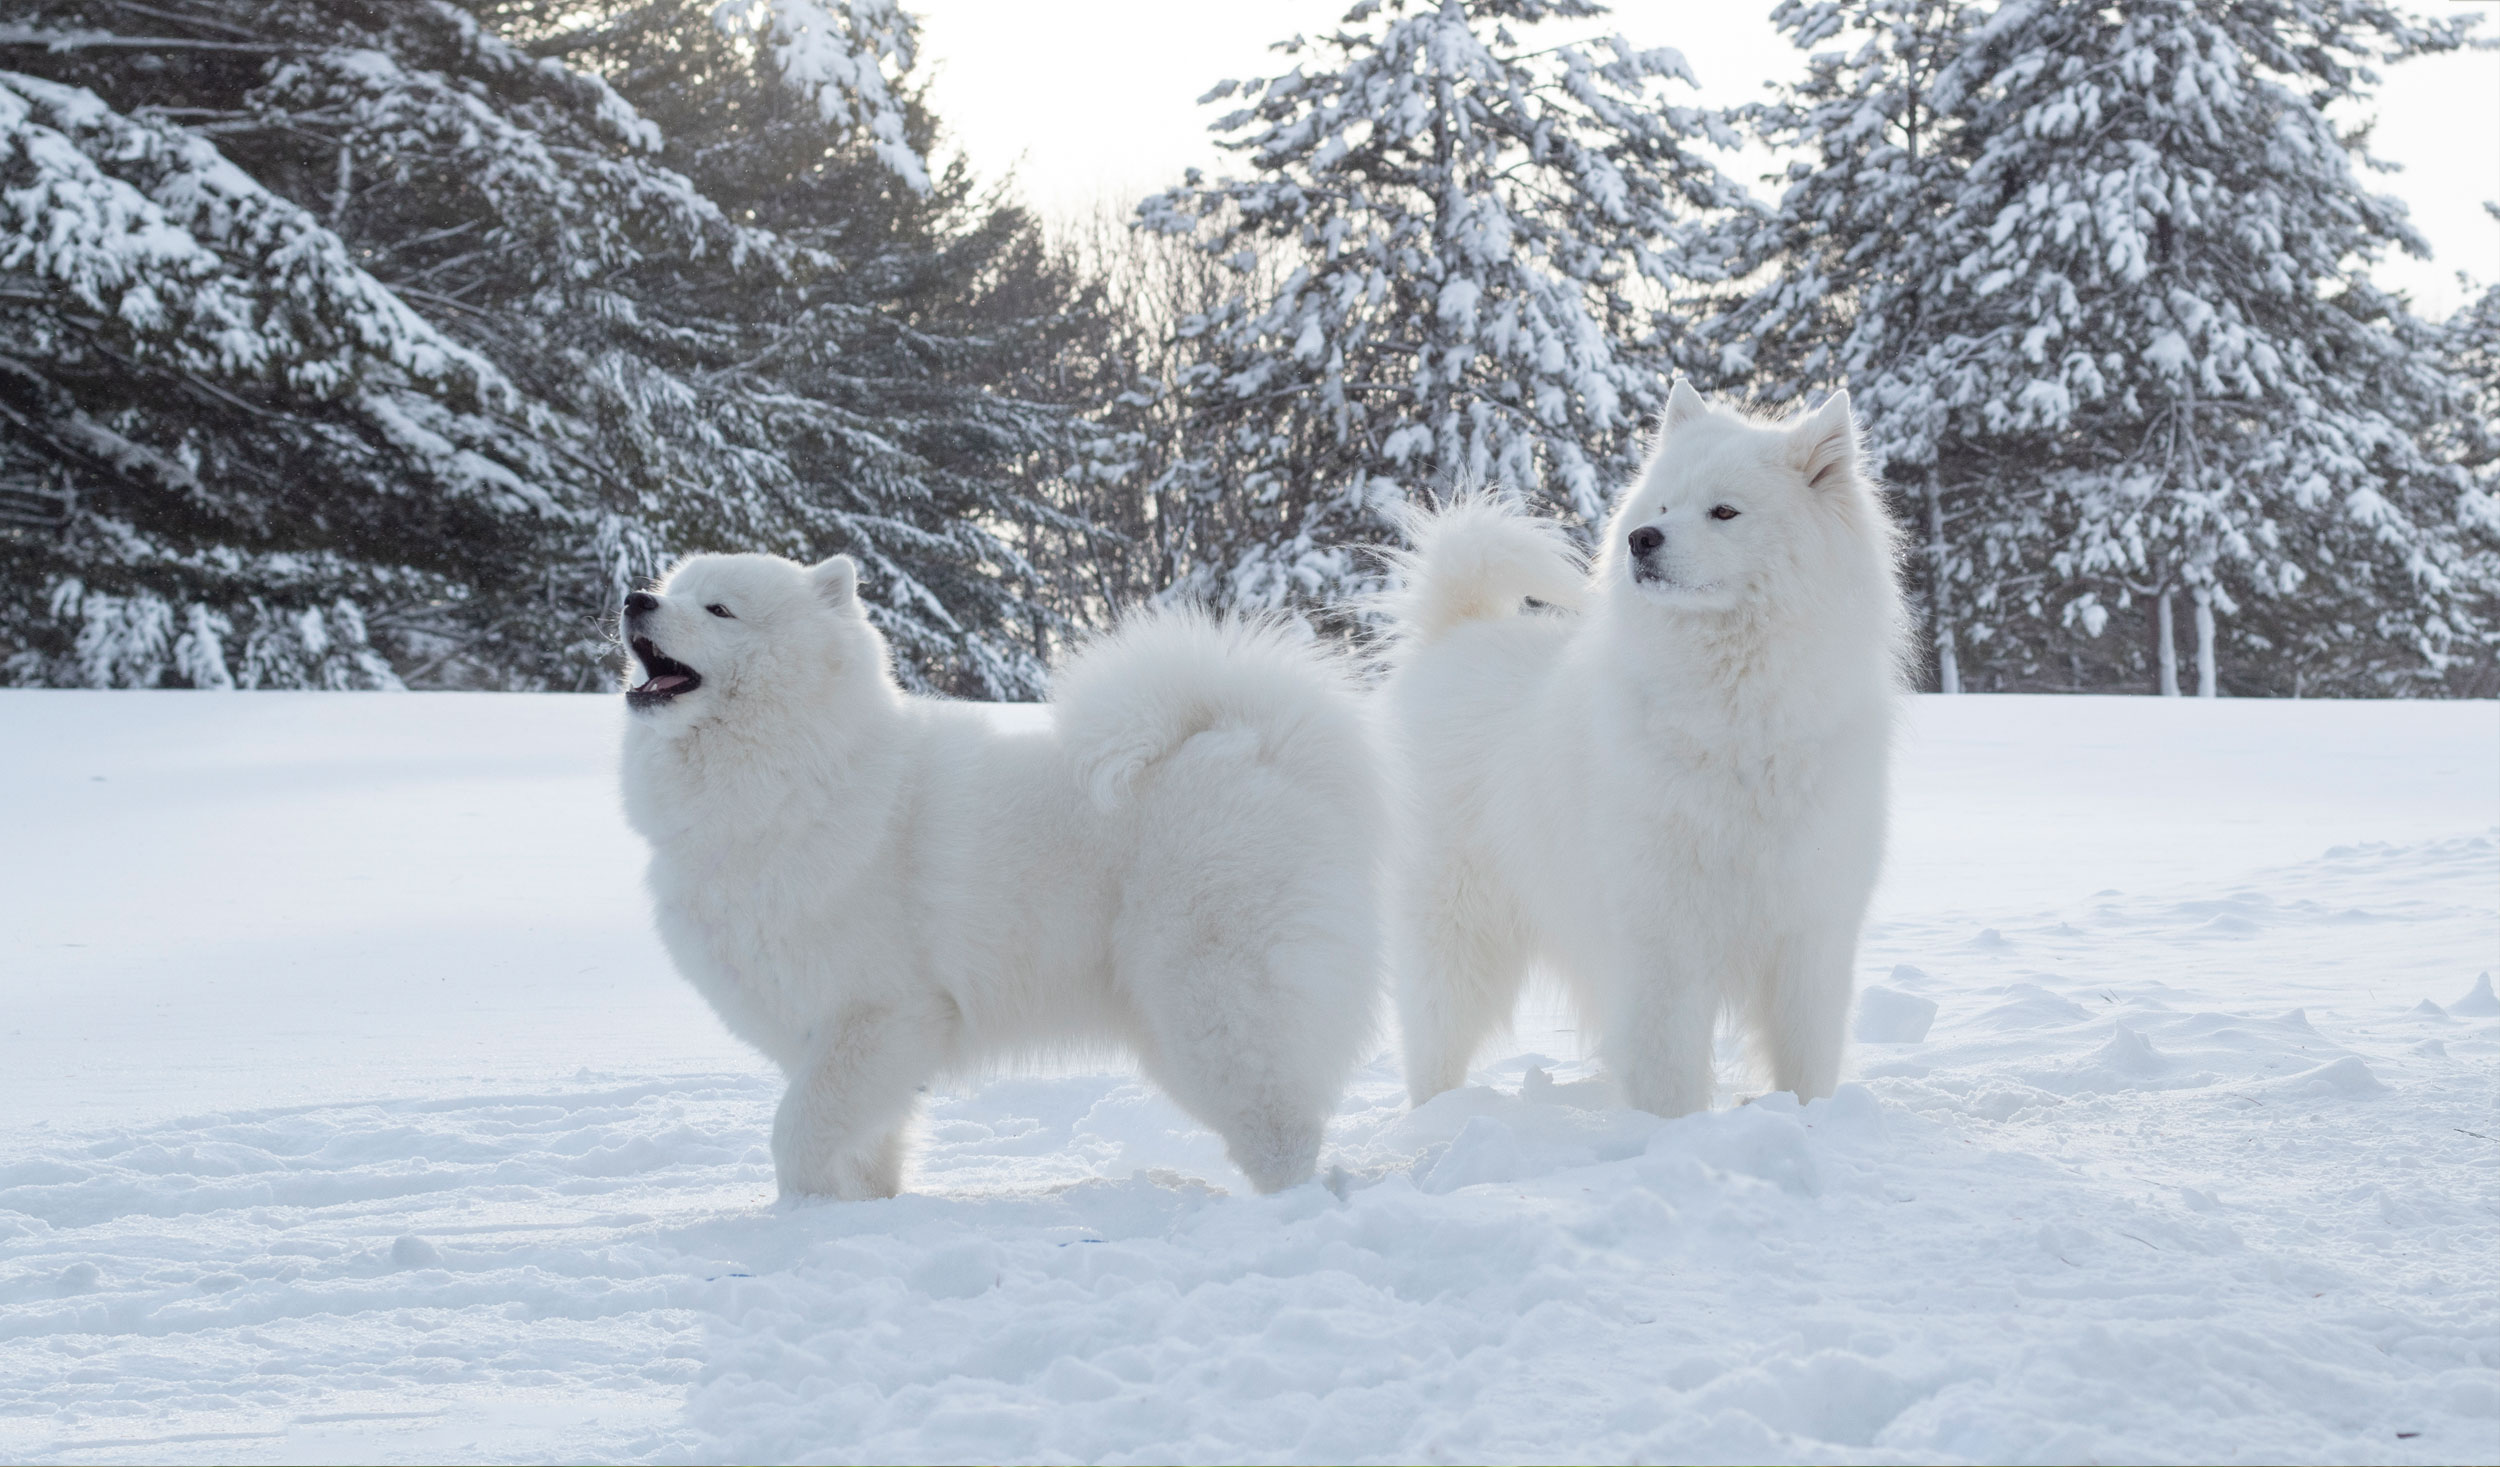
1052;610;1371;812
1380;493;1586;649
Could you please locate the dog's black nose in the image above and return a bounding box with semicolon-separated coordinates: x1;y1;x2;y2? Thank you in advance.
623;591;659;617
1627;526;1665;558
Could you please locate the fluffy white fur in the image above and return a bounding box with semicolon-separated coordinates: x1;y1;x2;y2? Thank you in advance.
1382;381;1907;1116
618;553;1380;1198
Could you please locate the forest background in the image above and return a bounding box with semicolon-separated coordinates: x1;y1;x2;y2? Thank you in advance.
4;0;2495;700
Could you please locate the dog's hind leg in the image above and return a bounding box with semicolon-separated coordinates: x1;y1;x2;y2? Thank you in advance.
1395;856;1531;1107
1114;757;1380;1194
1136;1011;1333;1195
1753;923;1856;1103
771;999;949;1200
1135;875;1384;1193
1124;918;1370;1193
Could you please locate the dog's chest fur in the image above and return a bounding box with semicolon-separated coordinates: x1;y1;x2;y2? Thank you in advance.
1601;625;1871;827
627;721;916;1063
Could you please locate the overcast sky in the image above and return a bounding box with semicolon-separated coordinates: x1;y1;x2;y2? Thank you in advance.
908;1;2498;319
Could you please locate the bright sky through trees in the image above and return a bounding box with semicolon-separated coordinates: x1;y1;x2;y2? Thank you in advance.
913;0;2497;316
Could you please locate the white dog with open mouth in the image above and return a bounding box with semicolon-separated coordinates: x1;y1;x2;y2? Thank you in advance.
1382;382;1906;1116
618;553;1380;1198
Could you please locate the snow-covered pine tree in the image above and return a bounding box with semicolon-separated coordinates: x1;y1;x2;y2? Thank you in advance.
0;7;603;688
2445;280;2500;695
2408;277;2500;695
1698;0;1989;691
707;0;927;191
0;0;790;686
496;0;1096;697
1138;0;1747;617
1918;0;2486;694
2445;278;2500;482
5;0;1088;695
2210;283;2500;696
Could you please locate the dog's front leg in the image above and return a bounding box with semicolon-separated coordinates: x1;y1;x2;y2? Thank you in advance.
771;1000;948;1200
1755;921;1857;1103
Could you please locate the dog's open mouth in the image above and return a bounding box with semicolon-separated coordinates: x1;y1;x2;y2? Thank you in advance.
627;636;703;709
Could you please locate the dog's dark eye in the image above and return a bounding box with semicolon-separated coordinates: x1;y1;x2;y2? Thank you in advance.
706;603;735;619
1709;505;1740;521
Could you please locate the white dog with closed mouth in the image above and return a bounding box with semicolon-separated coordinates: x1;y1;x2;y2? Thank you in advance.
1382;381;1906;1117
617;552;1381;1198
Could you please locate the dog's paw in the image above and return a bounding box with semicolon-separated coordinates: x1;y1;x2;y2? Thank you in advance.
772;1126;905;1201
773;1161;899;1202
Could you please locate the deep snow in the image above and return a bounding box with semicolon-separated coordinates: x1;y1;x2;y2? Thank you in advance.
1;691;2493;1464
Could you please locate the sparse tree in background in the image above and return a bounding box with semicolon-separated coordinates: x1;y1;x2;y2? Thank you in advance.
1009;213;1247;625
1138;0;1748;619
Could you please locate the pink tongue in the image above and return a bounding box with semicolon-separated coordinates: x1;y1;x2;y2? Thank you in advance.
648;673;689;692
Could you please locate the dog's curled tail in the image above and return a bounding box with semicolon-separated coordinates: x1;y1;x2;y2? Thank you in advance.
1053;610;1372;813
1381;492;1586;648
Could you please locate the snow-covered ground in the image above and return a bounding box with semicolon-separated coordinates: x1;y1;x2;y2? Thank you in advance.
2;690;2493;1465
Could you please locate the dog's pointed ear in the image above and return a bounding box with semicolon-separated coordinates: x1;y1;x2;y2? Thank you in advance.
1793;389;1859;493
808;554;858;607
1664;377;1710;431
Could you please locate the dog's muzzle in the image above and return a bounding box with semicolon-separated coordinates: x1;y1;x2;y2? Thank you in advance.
1629;525;1667;584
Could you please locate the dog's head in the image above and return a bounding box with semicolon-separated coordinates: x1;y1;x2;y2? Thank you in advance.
620;552;886;735
1599;381;1884;617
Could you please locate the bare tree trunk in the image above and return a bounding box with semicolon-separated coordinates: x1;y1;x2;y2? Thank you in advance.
2192;588;2217;698
2155;588;2180;697
1924;478;1959;694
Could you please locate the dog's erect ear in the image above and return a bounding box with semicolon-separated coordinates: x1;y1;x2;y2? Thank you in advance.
807;554;859;607
1664;377;1710;431
1793;389;1858;493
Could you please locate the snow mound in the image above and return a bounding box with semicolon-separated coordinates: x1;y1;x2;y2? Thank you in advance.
1374;1067;1660;1195
2094;1022;2169;1075
1417;1114;1532;1192
388;1235;442;1270
1854;984;1939;1043
2452;972;2500;1016
2262;1055;2388;1101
